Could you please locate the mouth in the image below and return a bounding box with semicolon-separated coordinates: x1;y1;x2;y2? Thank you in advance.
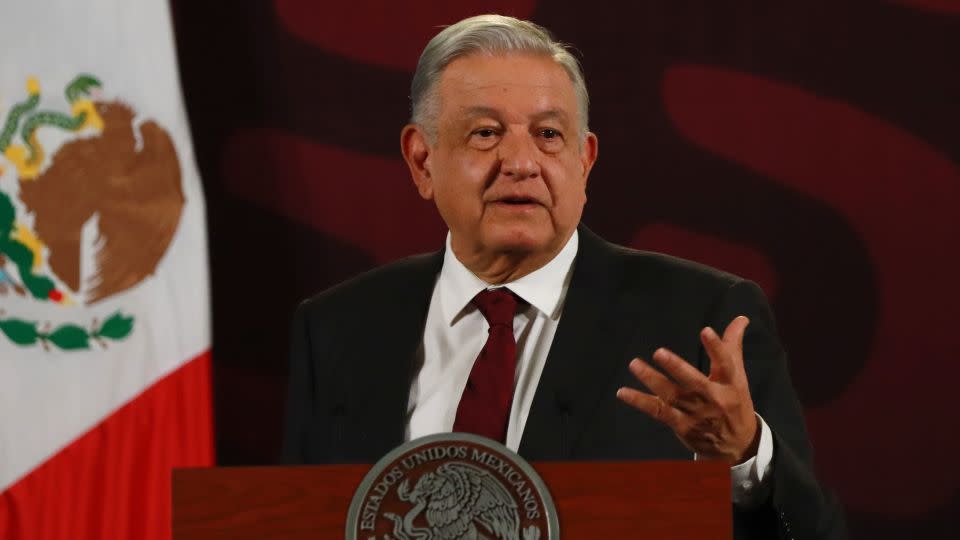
492;196;541;207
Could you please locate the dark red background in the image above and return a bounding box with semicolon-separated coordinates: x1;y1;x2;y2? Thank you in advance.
172;1;959;537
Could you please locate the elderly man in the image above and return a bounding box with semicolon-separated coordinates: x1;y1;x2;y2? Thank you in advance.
283;14;844;539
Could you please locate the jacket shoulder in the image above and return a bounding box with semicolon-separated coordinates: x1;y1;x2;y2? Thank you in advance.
602;239;746;292
600;240;774;332
297;251;442;318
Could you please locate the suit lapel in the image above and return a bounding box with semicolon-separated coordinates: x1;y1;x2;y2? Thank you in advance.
518;226;637;460
342;251;443;461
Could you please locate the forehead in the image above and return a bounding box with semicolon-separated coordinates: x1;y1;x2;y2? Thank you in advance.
437;53;578;122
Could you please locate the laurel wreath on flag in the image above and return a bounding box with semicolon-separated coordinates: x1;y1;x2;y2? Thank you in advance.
0;311;134;350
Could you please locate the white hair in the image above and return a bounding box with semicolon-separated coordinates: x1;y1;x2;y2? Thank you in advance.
410;14;590;144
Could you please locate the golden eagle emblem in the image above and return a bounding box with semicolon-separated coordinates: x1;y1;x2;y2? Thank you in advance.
0;74;184;350
384;462;540;540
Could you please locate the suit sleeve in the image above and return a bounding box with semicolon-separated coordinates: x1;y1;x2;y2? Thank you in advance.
281;302;314;464
706;280;846;540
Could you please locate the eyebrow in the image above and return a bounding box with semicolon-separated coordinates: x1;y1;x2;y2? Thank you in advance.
530;109;570;124
462;106;571;124
463;106;500;119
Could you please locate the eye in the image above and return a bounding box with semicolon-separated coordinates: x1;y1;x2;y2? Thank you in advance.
539;128;562;140
468;126;502;149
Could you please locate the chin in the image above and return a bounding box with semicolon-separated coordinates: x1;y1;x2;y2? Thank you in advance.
483;225;555;255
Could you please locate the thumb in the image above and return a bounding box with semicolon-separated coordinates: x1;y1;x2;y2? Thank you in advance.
723;315;750;351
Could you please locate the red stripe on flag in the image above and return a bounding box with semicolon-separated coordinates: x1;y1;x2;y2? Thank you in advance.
0;350;214;539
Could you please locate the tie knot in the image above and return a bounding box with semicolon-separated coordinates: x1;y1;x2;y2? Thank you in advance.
472;288;518;327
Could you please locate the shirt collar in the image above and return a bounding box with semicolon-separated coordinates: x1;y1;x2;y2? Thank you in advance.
437;230;579;325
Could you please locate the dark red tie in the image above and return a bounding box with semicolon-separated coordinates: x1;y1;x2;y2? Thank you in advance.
453;288;519;443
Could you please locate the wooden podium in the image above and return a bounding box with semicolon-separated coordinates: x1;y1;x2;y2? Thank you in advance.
173;461;731;539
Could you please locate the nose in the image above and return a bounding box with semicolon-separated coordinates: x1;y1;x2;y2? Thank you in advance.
498;129;541;180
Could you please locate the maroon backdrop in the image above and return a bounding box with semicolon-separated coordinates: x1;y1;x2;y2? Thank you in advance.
172;1;959;538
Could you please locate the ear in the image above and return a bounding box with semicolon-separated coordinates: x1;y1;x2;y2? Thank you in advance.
401;124;434;200
579;131;599;183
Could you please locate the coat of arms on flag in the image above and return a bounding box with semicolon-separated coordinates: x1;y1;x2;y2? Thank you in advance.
0;74;186;351
1;1;214;538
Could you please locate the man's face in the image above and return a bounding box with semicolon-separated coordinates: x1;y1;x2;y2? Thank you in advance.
404;53;598;263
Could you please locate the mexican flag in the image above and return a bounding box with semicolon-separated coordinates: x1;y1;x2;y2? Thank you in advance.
0;0;213;538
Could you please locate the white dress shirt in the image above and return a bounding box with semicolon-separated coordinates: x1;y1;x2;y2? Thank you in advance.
406;230;578;449
405;230;773;505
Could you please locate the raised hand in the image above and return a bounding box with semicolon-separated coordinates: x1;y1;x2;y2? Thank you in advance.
616;316;760;464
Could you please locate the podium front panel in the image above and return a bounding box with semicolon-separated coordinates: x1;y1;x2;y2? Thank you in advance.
173;461;730;539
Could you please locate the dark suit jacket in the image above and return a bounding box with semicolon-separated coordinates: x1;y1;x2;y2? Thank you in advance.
283;226;845;539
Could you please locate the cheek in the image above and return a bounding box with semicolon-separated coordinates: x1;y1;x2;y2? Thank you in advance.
546;159;588;206
431;157;488;218
559;188;587;222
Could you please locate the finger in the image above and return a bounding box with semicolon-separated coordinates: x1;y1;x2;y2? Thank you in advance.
630;359;710;416
700;326;733;382
616;387;684;429
724;316;751;385
704;316;750;383
651;347;709;390
627;358;677;401
723;315;750;350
